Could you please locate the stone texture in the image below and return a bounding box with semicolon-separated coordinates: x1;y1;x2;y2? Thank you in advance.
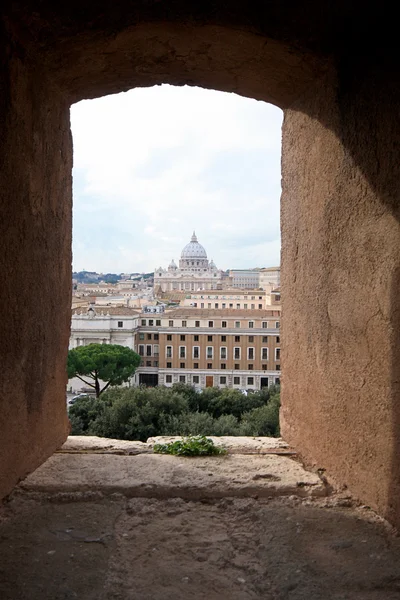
280;63;400;525
19;453;327;499
0;0;399;527
3;488;400;600
61;436;151;454
62;435;290;455
0;23;72;501
147;436;291;453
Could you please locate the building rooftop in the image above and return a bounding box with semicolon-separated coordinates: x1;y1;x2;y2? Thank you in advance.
187;289;266;295
72;307;140;316
228;268;261;272
260;266;281;272
159;308;281;319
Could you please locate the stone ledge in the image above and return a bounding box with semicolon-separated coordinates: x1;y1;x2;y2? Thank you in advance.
147;436;290;453
19;453;327;499
60;435;292;455
60;436;151;454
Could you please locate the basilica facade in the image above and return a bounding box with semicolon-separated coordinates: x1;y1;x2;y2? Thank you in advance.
154;232;223;292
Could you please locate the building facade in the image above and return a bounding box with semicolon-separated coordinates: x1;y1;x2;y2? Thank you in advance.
228;269;261;289
180;289;269;310
154;232;223;292
69;305;281;392
69;307;140;349
137;308;281;390
259;267;281;289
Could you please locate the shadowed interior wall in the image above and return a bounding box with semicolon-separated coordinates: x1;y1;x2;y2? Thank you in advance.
280;59;400;524
0;26;72;499
0;9;327;503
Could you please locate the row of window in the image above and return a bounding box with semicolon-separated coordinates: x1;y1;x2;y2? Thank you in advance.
138;344;159;357
140;319;162;327
191;303;264;310
165;374;280;386
191;295;264;300
144;334;280;343
165;362;281;371
166;346;280;360
140;319;280;329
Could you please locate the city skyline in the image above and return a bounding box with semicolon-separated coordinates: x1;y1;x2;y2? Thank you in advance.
71;84;283;273
72;229;279;276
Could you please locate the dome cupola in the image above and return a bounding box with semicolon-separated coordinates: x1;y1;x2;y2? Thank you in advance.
180;231;207;259
179;231;210;271
168;258;178;271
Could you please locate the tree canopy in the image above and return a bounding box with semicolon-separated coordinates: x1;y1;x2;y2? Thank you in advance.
68;383;281;440
67;343;141;397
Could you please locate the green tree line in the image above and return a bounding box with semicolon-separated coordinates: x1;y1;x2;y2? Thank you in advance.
69;383;280;440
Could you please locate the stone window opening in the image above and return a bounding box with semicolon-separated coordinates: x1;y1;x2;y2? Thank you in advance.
2;12;395;538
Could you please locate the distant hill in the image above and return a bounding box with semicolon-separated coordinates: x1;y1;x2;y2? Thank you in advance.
131;272;154;281
73;271;101;283
73;271;154;283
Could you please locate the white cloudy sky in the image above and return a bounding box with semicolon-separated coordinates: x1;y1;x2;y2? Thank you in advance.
71;84;283;274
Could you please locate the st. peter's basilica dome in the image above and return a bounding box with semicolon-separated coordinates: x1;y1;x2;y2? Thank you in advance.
180;232;207;259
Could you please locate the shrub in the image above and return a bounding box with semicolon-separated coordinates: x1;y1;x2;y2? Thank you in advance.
154;436;227;457
88;386;188;441
68;395;106;433
195;387;266;419
69;413;85;435
68;383;280;440
212;414;241;436
239;394;281;437
159;412;241;436
159;411;215;436
170;383;201;411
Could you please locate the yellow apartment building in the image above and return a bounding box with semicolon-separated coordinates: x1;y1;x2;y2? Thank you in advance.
136;308;281;390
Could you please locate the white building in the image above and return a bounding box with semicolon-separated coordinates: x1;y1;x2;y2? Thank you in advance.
154;232;223;292
259;267;281;289
228;269;261;289
69;306;139;349
180;289;270;310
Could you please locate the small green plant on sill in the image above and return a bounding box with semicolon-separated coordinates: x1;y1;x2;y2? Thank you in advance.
153;435;227;457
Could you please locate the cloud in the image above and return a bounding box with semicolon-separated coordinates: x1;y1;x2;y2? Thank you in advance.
71;84;283;273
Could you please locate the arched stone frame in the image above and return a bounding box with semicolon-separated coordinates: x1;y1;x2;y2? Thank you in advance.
0;2;399;525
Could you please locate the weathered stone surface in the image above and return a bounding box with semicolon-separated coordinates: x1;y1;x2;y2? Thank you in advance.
0;0;399;527
19;453;326;498
280;65;400;525
61;436;151;454
147;436;291;453
62;436;290;455
2;491;400;600
0;26;71;502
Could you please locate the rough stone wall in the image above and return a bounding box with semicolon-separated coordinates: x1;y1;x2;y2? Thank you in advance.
0;1;399;528
280;59;400;524
0;24;72;500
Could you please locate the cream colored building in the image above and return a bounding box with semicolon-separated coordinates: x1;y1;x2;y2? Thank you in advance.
228;269;260;289
76;283;117;295
259;266;281;289
69;305;281;392
137;308;281;390
69;306;140;349
180;289;270;310
154;232;223;292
